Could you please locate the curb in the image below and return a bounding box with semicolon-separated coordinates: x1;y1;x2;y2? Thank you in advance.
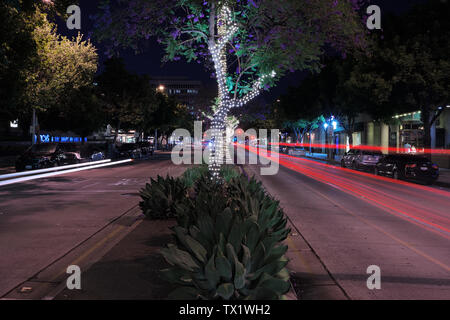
238;165;299;300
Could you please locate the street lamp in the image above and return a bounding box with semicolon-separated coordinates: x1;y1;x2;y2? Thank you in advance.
158;85;165;92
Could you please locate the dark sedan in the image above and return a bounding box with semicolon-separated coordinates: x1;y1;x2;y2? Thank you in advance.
15;143;80;172
374;154;439;184
137;141;154;156
116;143;142;159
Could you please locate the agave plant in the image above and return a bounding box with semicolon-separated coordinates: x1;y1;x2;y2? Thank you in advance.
160;175;291;300
139;175;188;219
182;165;209;188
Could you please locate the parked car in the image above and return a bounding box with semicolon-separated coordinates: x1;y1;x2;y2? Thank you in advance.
374;154;439;184
15;143;80;172
137;141;154;156
341;149;383;171
81;144;106;161
116;143;142;159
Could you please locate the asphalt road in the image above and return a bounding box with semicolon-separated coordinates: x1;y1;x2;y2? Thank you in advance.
244;150;450;299
0;154;185;298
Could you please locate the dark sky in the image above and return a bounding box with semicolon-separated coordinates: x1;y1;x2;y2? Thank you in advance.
59;0;427;103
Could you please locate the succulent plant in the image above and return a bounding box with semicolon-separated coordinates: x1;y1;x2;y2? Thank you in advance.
160;175;291;300
139;175;188;219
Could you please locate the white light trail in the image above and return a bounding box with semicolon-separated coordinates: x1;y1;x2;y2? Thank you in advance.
0;159;112;180
0;159;133;187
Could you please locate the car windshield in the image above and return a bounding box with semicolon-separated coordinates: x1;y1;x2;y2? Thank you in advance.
30;144;57;154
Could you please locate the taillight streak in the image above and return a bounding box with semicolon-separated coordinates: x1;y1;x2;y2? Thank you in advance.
238;144;450;239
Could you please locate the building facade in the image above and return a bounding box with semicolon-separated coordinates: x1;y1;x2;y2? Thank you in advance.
298;108;450;168
149;76;202;107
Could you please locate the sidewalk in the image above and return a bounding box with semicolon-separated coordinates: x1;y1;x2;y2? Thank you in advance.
56;219;177;300
436;168;450;188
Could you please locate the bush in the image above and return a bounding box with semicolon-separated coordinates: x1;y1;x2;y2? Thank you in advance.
139;175;188;219
160;174;291;300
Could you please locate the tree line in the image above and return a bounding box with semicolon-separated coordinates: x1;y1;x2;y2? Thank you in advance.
0;1;194;142
256;0;449;150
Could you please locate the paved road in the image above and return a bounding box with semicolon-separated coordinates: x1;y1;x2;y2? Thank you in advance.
0;154;185;298
243;149;450;299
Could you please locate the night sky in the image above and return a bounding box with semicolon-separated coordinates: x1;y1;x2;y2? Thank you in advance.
58;0;427;103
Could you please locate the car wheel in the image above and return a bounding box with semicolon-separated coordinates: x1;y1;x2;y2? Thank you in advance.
374;167;379;176
352;162;357;170
341;160;345;168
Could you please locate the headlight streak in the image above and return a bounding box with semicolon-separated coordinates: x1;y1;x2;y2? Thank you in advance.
0;159;133;187
0;159;112;180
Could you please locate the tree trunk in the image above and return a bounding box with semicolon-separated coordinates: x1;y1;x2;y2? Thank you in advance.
348;132;353;149
209;108;226;178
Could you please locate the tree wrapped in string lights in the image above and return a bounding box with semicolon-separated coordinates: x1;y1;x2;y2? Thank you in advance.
94;0;368;177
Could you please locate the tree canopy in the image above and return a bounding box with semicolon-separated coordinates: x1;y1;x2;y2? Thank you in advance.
94;0;368;103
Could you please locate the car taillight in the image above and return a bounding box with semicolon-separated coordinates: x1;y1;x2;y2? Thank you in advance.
405;164;416;168
432;164;439;170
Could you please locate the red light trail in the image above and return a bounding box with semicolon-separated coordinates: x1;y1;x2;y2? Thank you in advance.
235;143;450;240
269;142;450;155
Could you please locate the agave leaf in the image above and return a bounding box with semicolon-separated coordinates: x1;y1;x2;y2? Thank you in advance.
233;257;246;290
215;208;232;236
159;267;192;285
252;257;289;280
216;283;234;300
161;245;200;272
205;253;220;288
227;219;244;254
264;245;288;264
215;248;232;281
259;274;290;295
241;244;251;270
275;267;290;282
245;221;260;252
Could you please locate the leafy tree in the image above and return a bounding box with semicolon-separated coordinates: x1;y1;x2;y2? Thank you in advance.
96;58;150;141
39;86;106;138
94;0;368;175
0;0;82;122
97;58;194;142
350;0;450;151
25;12;97;114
